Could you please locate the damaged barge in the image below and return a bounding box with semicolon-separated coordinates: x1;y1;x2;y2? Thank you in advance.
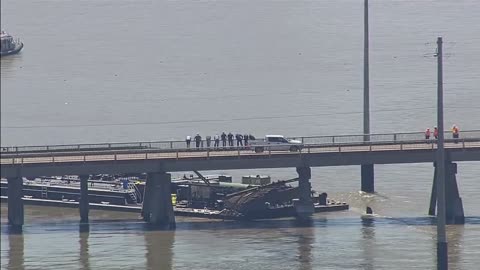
1;173;349;220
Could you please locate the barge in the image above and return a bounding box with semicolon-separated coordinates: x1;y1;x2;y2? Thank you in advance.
1;173;349;220
0;176;141;205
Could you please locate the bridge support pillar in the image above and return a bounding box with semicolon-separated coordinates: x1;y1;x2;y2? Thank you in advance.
144;172;176;229
361;164;375;193
428;162;464;224
142;174;154;222
295;167;314;220
8;176;24;231
428;165;438;216
79;175;89;224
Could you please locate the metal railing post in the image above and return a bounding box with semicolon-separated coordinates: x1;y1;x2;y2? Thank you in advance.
170;142;173;149
394;133;397;142
332;136;335;144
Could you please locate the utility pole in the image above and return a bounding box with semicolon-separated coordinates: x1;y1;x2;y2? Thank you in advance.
436;37;447;270
363;0;370;136
361;0;375;193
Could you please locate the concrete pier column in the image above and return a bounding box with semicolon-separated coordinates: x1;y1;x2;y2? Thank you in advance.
361;164;375;193
295;167;314;220
428;162;464;224
142;174;155;222
145;172;176;229
7;177;24;230
79;175;89;224
428;163;438;216
445;162;464;224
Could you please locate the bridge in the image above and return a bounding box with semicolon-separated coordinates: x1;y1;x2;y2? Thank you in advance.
2;130;480;229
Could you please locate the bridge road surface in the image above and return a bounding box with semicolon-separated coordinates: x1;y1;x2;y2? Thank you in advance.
1;139;479;178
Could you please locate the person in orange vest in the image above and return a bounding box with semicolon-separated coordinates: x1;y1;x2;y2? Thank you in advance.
433;127;439;139
425;128;431;140
452;124;459;143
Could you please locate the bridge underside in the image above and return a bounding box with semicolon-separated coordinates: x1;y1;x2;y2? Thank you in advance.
2;147;478;229
2;148;478;178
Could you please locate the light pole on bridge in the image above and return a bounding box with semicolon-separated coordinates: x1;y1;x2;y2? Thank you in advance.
361;0;375;193
435;37;448;270
363;0;370;136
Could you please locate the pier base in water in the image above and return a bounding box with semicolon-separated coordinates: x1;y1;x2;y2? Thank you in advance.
295;167;314;220
361;164;375;193
142;174;154;222
7;176;24;230
428;161;465;224
79;175;89;223
143;172;176;229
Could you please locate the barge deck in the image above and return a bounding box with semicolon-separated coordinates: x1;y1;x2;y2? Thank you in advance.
0;196;348;220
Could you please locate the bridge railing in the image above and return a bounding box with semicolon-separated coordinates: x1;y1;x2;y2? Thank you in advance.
297;130;480;145
1;130;480;155
1;136;480;165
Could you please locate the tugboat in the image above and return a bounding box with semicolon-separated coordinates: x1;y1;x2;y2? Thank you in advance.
1;30;23;56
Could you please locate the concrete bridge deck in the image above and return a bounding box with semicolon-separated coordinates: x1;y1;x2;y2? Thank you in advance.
1;131;479;178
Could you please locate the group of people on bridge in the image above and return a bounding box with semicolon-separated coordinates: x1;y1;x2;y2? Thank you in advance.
185;133;255;149
425;125;460;142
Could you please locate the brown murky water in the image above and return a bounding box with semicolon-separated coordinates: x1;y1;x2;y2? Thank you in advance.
1;0;480;269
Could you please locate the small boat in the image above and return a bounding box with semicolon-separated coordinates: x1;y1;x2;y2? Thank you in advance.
1;30;23;57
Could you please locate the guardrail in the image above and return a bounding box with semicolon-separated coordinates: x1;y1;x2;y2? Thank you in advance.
1;139;480;166
1;133;480;166
1;130;480;155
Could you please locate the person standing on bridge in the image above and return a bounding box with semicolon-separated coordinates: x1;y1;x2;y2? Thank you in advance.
425;128;431;140
236;134;243;146
433;127;439;140
186;135;192;148
244;133;249;146
214;134;220;148
227;132;234;147
206;135;212;148
452;125;460;143
194;133;202;148
221;132;227;147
